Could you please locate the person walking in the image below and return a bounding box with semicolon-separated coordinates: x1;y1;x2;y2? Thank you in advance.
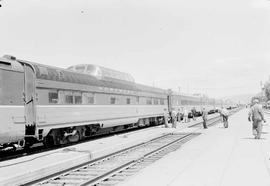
248;99;266;139
221;107;229;128
202;108;208;129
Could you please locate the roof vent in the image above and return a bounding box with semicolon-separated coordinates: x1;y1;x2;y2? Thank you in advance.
3;55;16;60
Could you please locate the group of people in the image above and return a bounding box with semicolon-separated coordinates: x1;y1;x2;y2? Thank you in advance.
201;107;229;129
167;98;267;140
168;106;230;130
201;101;267;139
169;107;199;128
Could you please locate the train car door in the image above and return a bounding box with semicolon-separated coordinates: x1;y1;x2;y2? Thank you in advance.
23;64;37;139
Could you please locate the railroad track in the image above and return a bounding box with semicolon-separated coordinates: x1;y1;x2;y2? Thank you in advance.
0;124;159;162
24;133;200;186
1;113;221;162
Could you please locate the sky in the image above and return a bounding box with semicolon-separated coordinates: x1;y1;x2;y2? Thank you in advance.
0;0;270;99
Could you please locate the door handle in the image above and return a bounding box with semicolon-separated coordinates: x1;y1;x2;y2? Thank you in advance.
26;96;34;104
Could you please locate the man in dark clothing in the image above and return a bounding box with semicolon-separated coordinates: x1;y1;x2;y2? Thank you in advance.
202;108;208;129
220;107;229;128
191;107;197;121
171;110;177;128
248;99;266;139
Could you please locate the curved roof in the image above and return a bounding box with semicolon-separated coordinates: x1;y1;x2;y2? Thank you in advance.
15;58;167;95
30;63;138;91
68;64;135;84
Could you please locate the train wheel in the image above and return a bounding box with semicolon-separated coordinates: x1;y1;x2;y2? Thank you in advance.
67;131;80;143
43;135;55;147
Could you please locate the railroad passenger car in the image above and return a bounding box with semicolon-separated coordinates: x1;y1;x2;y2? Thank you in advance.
0;56;168;148
0;55;231;149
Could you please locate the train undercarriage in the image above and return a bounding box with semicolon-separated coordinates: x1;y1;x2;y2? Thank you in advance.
19;116;166;149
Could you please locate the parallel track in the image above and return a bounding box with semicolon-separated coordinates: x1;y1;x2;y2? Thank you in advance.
25;133;200;186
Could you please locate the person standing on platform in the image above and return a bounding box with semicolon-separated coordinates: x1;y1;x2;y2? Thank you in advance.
248;99;266;139
164;113;169;128
202;108;208;129
171;110;177;128
191;107;197;121
177;111;181;122
221;107;229;128
183;108;188;123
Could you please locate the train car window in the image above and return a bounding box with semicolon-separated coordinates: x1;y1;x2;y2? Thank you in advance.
87;65;94;71
160;99;165;105
82;92;93;104
87;97;94;104
48;91;58;104
75;95;82;104
38;66;48;77
146;98;152;105
154;98;159;105
126;98;131;104
57;70;65;80
65;95;73;104
75;65;86;73
73;92;82;104
110;97;116;104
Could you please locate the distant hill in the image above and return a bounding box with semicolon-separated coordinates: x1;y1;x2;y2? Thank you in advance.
221;94;254;104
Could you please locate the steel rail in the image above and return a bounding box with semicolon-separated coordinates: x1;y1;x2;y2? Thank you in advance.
82;133;197;186
27;133;197;186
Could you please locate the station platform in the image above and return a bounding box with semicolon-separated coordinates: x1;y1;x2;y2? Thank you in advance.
0;114;219;185
119;109;270;186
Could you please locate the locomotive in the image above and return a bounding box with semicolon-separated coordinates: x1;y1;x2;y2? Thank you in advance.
0;55;224;149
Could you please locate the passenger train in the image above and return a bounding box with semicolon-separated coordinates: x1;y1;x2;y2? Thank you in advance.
0;55;227;149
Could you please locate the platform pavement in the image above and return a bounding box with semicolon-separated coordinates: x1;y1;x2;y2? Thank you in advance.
118;109;270;186
0;114;220;185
